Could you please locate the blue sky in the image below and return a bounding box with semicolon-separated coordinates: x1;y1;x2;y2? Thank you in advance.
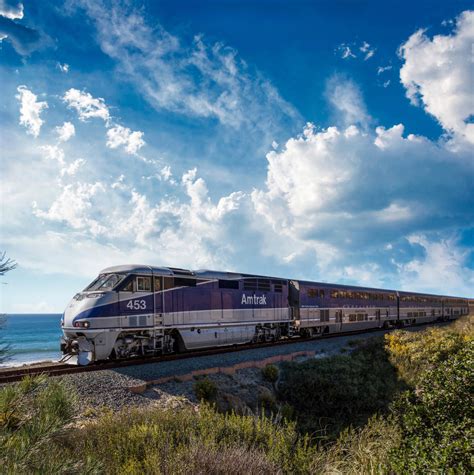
0;0;473;313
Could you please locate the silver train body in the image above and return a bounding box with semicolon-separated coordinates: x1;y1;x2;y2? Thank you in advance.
61;265;470;365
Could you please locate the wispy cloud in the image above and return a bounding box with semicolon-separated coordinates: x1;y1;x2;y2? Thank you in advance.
337;41;376;61
72;0;299;135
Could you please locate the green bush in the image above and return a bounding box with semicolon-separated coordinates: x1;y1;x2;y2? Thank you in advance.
385;316;472;385
72;404;317;474
0;375;95;473
389;341;473;473
278;337;402;436
194;378;217;401
261;364;279;384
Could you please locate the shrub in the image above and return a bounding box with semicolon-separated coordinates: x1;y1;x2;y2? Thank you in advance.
389;341;473;473
194;378;217;401
311;415;401;474
261;364;279;384
0;375;95;473
258;390;277;411
385;318;472;386
278;337;402;436
72;404;318;474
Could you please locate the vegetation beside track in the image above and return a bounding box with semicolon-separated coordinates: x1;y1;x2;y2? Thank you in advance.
1;316;472;474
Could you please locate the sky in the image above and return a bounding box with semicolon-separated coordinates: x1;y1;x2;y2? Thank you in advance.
0;0;473;313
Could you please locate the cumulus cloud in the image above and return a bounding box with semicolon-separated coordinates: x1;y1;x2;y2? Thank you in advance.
31;164;245;269
71;0;299;134
15;85;48;137
55;121;75;142
0;0;23;19
399;10;474;144
251;122;473;271
106;125;145;155
63;88;110;123
33;182;107;235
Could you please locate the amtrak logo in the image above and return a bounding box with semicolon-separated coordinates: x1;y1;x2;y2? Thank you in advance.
241;294;267;305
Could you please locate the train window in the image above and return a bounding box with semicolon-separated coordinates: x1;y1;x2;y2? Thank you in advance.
219;280;239;290
154;277;162;292
174;277;196;287
163;277;174;290
137;276;151;292
121;280;133;292
320;289;325;299
307;288;318;298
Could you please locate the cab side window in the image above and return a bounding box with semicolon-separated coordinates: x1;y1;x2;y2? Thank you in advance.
137;276;151;292
154;277;162;291
122;280;133;292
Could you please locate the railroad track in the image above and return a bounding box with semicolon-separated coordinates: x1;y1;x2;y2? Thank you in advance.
0;320;449;384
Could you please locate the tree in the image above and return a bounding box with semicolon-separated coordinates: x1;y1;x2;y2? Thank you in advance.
0;252;16;364
0;251;17;275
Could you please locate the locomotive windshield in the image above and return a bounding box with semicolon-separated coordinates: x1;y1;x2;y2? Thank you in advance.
85;273;124;291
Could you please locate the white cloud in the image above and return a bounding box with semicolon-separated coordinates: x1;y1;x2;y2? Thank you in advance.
106;125;145;154
55;121;75;142
325;76;371;127
398;235;474;296
251;122;473;272
337;44;356;59
399;10;474;144
57;62;69;73
377;65;392;75
0;0;23;20
359;41;375;60
61;158;85;177
337;41;375;60
63;88;110;123
160;165;172;181
15;85;48;137
383;80;391;88
71;0;299;135
33;182;107;235
40;144;65;165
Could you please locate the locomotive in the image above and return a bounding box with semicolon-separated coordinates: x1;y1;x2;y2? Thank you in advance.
61;265;470;365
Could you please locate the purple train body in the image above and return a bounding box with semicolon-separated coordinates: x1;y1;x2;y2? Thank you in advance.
61;265;470;365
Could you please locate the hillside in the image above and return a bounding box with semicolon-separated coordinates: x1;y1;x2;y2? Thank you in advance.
1;316;472;474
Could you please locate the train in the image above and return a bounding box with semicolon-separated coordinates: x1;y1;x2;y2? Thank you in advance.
60;265;470;365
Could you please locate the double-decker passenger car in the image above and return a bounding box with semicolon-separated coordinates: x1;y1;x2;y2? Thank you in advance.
61;265;470;365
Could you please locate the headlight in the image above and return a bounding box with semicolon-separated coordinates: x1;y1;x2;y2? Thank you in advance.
74;321;91;328
87;293;104;299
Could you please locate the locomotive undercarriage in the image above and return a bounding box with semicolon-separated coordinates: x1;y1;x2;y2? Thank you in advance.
62;322;294;365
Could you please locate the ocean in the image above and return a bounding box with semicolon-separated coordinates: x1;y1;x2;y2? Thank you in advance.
0;314;63;367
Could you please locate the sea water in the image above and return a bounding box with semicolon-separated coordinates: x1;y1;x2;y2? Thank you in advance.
0;314;63;367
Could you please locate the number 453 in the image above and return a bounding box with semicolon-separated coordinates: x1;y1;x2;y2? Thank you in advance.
126;300;146;310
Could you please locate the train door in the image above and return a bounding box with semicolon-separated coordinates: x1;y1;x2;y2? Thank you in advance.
153;276;163;326
289;281;300;320
336;310;343;331
376;309;381;328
